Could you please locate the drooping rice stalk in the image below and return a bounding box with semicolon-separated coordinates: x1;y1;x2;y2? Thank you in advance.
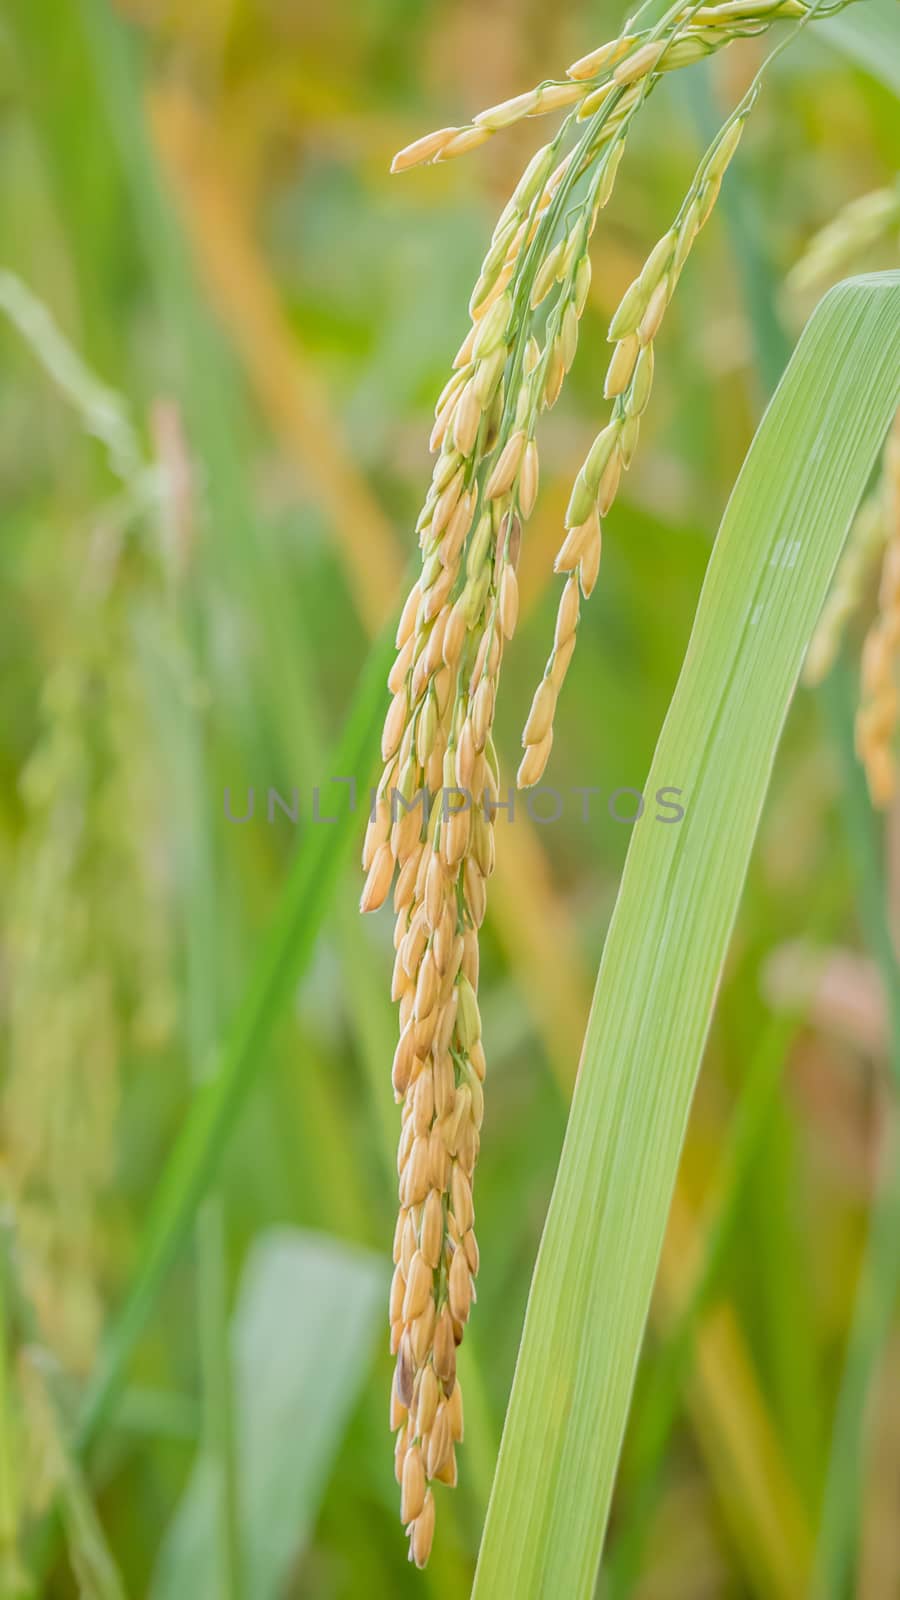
788;177;900;296
362;0;858;1565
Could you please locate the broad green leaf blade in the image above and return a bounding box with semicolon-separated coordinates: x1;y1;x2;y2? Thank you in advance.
151;1231;384;1600
473;272;900;1600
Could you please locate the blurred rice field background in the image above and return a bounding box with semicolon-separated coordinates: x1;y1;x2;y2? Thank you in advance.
1;1;899;1595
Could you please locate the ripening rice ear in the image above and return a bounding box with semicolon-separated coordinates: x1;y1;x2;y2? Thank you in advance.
375;2;861;1566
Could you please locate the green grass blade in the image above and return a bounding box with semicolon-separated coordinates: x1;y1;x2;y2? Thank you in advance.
473;272;900;1600
605;828;842;1594
0;1251;25;1598
151;1230;384;1600
819;664;900;1075
815;1130;900;1599
606;973;825;1593
75;621;394;1454
813;662;900;1598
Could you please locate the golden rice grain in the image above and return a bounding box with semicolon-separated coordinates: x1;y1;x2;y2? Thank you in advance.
391;128;459;173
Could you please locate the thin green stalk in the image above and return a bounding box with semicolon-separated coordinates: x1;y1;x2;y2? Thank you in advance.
0;1247;24;1599
173;536;242;1599
813;664;900;1599
5;1;130;374
196;1201;241;1600
814;1132;900;1599
110;1390;199;1443
75;619;395;1454
819;666;900;1069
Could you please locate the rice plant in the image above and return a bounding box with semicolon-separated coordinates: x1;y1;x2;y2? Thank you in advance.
362;0;873;1567
3;1;900;1596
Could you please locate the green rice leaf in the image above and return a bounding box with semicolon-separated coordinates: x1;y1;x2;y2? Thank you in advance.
473;271;900;1600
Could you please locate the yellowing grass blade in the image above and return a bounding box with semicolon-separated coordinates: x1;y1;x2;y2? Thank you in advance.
473;272;900;1600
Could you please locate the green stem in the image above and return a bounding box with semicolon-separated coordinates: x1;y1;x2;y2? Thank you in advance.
196;1200;242;1600
174;522;242;1598
813;667;900;1599
819;668;900;1073
0;1247;23;1598
74;621;394;1454
814;1128;900;1598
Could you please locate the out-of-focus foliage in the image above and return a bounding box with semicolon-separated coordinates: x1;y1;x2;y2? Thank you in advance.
0;1;898;1596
